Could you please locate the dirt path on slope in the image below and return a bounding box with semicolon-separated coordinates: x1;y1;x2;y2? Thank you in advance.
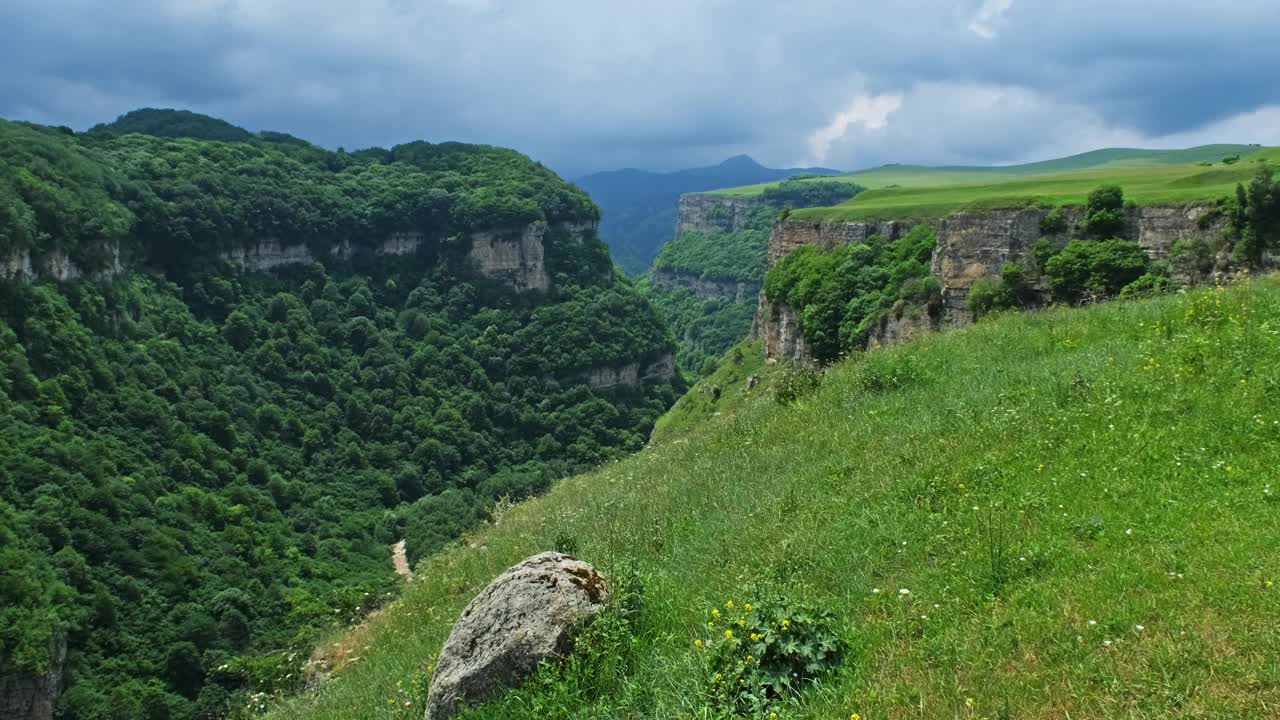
391;539;412;580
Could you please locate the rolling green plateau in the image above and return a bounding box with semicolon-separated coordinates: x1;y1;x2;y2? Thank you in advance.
770;148;1280;222
0;111;682;720
267;278;1280;720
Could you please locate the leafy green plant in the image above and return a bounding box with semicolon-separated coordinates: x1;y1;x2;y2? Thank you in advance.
698;595;845;716
1044;238;1148;302
1120;272;1172;298
1082;185;1126;239
1040;207;1069;235
773;364;820;404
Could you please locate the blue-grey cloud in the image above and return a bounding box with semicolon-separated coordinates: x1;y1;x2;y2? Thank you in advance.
2;0;1278;176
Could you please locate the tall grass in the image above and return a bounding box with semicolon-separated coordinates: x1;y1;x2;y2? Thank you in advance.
266;279;1280;720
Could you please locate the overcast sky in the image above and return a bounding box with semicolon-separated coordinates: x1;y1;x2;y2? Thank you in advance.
3;0;1279;176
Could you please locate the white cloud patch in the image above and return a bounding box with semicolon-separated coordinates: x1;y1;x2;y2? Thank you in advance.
809;79;1280;171
968;0;1014;39
809;93;903;164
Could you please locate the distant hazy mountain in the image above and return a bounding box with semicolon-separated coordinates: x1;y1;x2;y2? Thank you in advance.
577;155;840;275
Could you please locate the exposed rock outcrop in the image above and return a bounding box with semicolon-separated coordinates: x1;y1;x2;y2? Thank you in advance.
1;246;124;283
424;552;609;720
674;193;766;237
867;306;940;349
553;353;677;390
764;218;917;266
466;224;549;292
0;634;66;720
218;221;596;293
752;297;811;364
756;204;1232;361
221;239;323;271
649;269;759;303
466;221;598;292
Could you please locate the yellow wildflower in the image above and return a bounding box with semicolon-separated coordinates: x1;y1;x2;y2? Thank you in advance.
694;639;702;648
711;608;720;617
724;629;733;639
726;600;735;609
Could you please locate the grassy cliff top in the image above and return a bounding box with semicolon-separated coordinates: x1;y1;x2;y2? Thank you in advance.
713;145;1279;222
266;277;1280;720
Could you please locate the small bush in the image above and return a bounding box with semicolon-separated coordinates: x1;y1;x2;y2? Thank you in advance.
1168;239;1215;281
1040;207;1069;235
1083;185;1126;239
854;351;920;393
773;365;820;405
1119;273;1172;298
1043;238;1148;303
699;595;845;716
967;278;1008;318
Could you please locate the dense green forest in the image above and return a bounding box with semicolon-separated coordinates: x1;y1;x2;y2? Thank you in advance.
642;180;864;378
0;112;679;719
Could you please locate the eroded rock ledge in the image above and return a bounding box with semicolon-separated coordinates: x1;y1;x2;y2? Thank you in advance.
755;204;1230;362
648;269;759;303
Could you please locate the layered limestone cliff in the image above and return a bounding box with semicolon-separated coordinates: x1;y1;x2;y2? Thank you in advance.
553;353;677;390
467;221;596;292
674;193;766;237
218;221;597;292
756;204;1228;361
1;246;124;283
649;269;759;303
0;635;65;720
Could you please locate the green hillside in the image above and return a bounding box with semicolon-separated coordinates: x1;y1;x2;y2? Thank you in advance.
714;145;1267;198
793;149;1280;222
265;277;1280;720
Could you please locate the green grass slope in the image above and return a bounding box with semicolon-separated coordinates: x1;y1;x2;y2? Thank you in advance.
793;149;1280;222
268;279;1280;720
713;145;1267;198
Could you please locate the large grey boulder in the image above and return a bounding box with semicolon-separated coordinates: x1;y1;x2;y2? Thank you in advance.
425;552;609;720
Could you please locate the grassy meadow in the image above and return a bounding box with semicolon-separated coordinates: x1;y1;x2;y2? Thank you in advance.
266;278;1280;720
713;145;1279;223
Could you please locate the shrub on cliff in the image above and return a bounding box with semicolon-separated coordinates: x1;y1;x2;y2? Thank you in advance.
1082;185;1126;239
764;225;940;361
1230;165;1280;267
1044;238;1149;302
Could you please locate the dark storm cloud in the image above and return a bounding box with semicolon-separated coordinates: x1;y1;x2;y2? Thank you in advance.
2;0;1278;175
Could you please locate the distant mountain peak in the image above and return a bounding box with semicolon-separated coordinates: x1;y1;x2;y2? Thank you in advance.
718;154;764;169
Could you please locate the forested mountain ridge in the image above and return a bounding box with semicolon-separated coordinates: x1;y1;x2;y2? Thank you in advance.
0;113;681;720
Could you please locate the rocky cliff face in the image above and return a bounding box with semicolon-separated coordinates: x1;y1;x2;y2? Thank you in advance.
756;204;1228;361
929;205;1227;321
674;194;766;237
218;221;595;292
553;353;677;390
1;246;124;283
649;269;759;303
0;635;65;720
466;221;596;292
